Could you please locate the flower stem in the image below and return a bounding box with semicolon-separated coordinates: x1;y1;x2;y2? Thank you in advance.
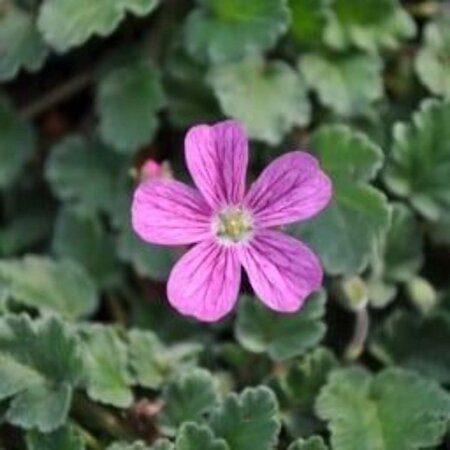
344;306;369;362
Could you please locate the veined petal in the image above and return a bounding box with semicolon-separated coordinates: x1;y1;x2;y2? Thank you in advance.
244;151;332;228
167;240;241;322
185;120;248;208
237;230;323;312
132;179;212;245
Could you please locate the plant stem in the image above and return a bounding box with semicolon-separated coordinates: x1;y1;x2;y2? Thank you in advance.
74;423;103;450
18;70;95;120
72;394;134;441
344;307;369;362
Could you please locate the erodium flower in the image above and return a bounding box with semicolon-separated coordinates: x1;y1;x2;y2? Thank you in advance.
132;120;332;322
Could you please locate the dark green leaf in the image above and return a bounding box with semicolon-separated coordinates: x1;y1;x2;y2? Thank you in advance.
175;422;229;450
235;292;326;361
370;311;450;384
288;0;328;45
26;425;85;450
0;96;35;189
97;61;165;153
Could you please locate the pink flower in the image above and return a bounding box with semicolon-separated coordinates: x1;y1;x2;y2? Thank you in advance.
132;120;332;322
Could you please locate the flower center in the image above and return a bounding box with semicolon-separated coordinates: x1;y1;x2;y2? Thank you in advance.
213;206;253;244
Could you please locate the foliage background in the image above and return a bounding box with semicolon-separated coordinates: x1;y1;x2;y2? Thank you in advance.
0;0;450;448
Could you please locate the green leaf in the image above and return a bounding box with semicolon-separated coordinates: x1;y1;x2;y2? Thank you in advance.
160;368;219;434
97;61;165;153
184;0;290;63
415;13;450;98
316;367;450;450
374;203;423;283
26;425;85;450
208;57;310;145
209;386;280;450
0;207;53;257
288;0;328;45
79;325;133;408
117;223;175;282
296;125;390;275
107;443;152;450
53;209;121;288
164;38;220;128
37;0;160;52
129;329;201;390
235;292;326;361
288;436;328;450
307;124;383;181
0;96;35;189
300;53;383;117
280;348;338;437
384;99;450;221
324;0;416;53
0;4;48;81
175;423;229;450
0;314;83;432
281;348;339;410
46;135;126;217
370;311;450;384
0;256;98;319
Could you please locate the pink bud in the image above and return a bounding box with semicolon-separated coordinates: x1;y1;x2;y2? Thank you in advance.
140;159;173;181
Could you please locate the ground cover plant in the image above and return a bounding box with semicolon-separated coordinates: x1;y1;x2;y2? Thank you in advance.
0;0;450;448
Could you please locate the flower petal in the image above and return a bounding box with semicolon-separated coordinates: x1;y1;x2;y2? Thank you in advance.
167;240;241;322
244;151;332;228
237;230;323;312
132;179;212;245
185;120;248;208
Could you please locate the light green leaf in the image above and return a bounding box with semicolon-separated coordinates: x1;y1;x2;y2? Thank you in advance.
184;0;290;63
316;367;450;450
0;4;48;80
97;61;165;153
160;368;219;434
38;0;159;52
300;53;383;117
288;0;328;45
46;135;126;217
384;99;450;221
370;311;450;384
296;125;390;275
209;386;280;450
415;13;450;98
208;57;310;144
324;0;416;53
53;209;121;288
0;314;84;432
0;256;98;319
0;96;35;189
79;325;133;408
288;436;328;450
235;292;326;361
129;329;201;390
175;423;229;450
307;124;383;181
26;425;85;450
